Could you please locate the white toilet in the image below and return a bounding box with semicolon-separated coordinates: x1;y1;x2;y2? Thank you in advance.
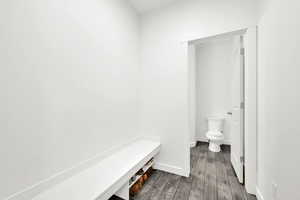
206;116;225;152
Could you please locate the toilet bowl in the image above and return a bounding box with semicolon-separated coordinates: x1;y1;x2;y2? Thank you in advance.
206;116;225;152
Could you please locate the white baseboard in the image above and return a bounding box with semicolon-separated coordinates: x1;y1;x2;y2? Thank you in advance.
197;137;231;145
256;186;265;200
197;138;208;143
190;141;196;148
4;137;142;200
153;163;189;177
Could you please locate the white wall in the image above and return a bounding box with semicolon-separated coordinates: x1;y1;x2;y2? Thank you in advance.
257;0;300;199
140;0;258;176
195;38;239;144
0;0;140;199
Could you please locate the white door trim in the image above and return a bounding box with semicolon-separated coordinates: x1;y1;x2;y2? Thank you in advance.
185;26;257;195
243;26;257;194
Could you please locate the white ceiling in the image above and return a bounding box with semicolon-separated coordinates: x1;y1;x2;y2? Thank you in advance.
129;0;180;13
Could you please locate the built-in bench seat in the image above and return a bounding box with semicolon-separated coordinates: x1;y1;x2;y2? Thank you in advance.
32;139;161;200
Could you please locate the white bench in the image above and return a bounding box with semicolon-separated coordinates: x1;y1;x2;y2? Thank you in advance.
32;139;161;200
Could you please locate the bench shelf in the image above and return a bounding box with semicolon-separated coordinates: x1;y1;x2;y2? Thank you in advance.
31;139;161;200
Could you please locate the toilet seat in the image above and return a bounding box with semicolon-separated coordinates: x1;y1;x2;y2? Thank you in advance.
206;131;224;140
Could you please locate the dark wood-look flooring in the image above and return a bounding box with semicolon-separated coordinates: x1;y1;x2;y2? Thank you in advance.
130;142;256;200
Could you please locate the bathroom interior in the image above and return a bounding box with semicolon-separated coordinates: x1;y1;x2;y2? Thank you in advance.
189;33;244;157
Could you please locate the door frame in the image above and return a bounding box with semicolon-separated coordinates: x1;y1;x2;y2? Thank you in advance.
184;27;257;195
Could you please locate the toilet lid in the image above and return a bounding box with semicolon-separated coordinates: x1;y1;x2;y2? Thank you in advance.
206;131;224;140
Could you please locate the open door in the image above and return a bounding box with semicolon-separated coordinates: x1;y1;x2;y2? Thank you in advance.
230;35;245;183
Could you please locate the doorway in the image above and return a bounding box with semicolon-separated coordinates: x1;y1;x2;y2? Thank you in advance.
186;27;257;195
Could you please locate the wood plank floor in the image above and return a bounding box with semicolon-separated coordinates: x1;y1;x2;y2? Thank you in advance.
131;142;256;200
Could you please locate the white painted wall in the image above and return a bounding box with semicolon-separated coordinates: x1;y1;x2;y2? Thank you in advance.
0;0;140;199
195;38;239;144
257;0;300;199
129;0;179;13
140;0;258;176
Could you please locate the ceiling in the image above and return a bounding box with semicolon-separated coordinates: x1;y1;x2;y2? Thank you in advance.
129;0;180;13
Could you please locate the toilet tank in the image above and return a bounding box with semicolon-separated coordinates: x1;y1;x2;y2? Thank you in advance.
207;117;224;132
